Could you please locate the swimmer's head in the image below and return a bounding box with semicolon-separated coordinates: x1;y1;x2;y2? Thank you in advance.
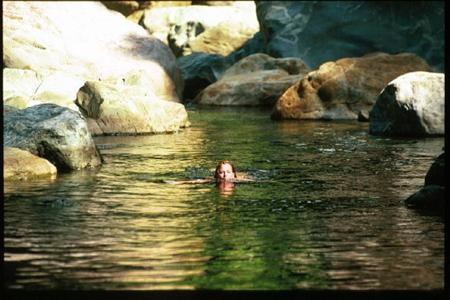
214;160;236;182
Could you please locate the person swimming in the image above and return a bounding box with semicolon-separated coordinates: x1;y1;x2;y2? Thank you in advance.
165;160;253;185
214;160;237;182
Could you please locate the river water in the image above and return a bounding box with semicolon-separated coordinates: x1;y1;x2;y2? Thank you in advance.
4;106;444;290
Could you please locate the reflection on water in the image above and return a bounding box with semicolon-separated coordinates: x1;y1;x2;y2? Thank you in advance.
4;106;444;290
216;181;236;197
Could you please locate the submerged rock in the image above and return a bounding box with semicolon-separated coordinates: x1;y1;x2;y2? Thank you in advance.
271;52;432;120
405;185;445;213
369;71;444;137
4;104;102;171
4;147;57;181
405;151;445;215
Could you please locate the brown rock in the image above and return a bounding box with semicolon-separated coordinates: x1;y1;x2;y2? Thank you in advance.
4;147;57;181
195;54;310;106
271;52;433;120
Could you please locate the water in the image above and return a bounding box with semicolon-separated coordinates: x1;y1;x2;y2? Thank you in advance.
4;106;444;290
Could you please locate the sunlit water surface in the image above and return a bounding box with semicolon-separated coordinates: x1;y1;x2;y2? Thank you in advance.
4;106;444;290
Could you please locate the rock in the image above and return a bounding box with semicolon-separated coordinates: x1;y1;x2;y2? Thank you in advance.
357;110;370;122
405;151;445;215
3;69;41;102
425;152;445;186
127;1;193;23
222;53;309;78
177;52;229;100
172;20;258;57
256;1;444;71
271;52;432;120
3;1;183;101
195;54;310;106
3;105;20;114
4;104;102;171
191;1;235;5
405;185;445;212
3;68;84;111
196;71;301;106
4;147;57;181
75;78;190;136
168;21;206;57
369;72;444;137
101;1;141;16
139;4;258;55
177;32;265;100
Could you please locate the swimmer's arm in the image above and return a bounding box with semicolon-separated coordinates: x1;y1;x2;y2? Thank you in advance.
164;179;213;185
235;176;256;182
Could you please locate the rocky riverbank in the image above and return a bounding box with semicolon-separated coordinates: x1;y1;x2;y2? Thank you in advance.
3;1;444;182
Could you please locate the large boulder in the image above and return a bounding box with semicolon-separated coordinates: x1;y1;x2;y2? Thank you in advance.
169;20;257;57
3;1;183;101
195;54;310;106
139;3;258;57
271;52;432;120
4;104;102;171
3;68;84;111
75;77;190;136
4;147;57;181
369;72;444;137
256;1;444;71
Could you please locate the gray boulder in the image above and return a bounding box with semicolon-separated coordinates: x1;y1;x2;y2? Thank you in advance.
256;1;444;71
369;72;444;137
4;104;102;171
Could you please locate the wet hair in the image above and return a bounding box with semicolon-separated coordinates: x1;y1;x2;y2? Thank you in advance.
214;160;237;179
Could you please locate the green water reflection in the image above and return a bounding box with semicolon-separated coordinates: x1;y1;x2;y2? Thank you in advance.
4;106;444;290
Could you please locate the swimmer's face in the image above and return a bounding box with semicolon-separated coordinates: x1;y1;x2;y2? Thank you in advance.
215;163;235;182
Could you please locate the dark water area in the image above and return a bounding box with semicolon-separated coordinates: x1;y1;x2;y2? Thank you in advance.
4;106;444;290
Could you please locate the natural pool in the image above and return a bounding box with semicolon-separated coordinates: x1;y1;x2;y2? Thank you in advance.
4;106;444;290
